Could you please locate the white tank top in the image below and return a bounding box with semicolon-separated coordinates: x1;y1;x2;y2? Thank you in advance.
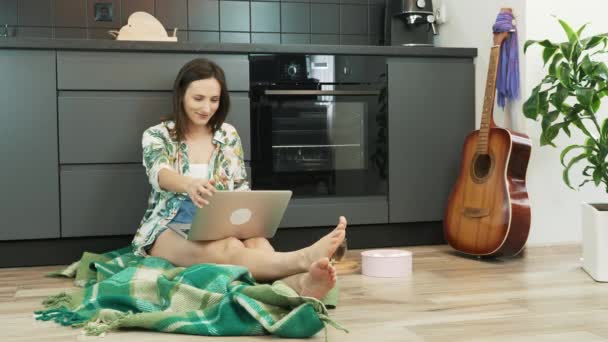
189;163;209;182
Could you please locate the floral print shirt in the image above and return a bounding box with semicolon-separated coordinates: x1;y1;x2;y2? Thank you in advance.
132;120;249;256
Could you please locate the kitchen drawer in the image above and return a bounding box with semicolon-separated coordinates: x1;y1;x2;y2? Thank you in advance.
58;91;251;164
60;163;251;237
60;164;150;237
279;196;388;228
57;51;249;91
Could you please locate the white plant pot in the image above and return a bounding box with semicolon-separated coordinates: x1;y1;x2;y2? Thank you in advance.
581;202;608;282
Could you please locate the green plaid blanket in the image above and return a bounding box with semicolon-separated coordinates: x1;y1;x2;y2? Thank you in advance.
35;247;346;338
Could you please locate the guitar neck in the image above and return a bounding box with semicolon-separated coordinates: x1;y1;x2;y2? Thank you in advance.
477;45;501;154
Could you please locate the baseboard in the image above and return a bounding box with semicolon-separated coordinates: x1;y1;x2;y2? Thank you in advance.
0;221;445;268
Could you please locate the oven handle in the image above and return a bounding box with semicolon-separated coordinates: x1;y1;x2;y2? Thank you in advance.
263;90;380;96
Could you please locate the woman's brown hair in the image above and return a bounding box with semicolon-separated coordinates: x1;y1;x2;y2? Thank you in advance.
166;58;230;142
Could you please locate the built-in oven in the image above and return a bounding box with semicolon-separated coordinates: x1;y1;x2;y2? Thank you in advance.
250;54;388;199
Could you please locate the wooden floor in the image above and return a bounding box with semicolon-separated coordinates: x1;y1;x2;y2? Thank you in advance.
2;244;608;341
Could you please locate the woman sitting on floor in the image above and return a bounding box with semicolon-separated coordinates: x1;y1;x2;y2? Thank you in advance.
132;57;347;300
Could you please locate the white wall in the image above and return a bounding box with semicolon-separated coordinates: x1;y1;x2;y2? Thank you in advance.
433;0;608;245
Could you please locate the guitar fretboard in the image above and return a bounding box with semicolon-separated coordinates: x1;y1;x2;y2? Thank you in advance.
477;46;500;154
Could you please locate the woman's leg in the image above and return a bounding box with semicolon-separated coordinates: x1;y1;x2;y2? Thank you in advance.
242;237;274;252
149;216;347;282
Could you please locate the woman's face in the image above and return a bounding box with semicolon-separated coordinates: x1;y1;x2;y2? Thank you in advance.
183;77;221;131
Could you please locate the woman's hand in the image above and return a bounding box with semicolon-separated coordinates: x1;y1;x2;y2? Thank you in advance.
185;178;216;208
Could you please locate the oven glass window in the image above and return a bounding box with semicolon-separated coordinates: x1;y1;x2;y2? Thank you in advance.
271;101;366;172
250;55;388;198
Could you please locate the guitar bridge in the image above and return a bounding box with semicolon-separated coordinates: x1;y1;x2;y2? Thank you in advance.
463;207;490;218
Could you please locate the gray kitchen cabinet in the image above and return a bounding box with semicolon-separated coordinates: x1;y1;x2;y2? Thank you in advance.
387;57;474;223
61;163;251;238
58;92;173;164
60;165;150;237
228;93;251;161
57;51;249;91
245;165;251;185
0;50;60;240
58;91;250;163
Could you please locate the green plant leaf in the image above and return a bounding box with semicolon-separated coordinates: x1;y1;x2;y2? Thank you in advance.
547;110;560;123
583;165;595;177
549;84;569;108
541;75;558;85
562;153;587;189
582;35;607;50
580;55;594;76
539;90;550;114
524;39;557;53
542;111;560;130
541;123;561;146
556;62;572;88
576;23;589;37
593;63;608;80
560;144;589;167
571;117;589;133
563;124;572;137
559;42;573;60
576;88;595;107
523;40;537;53
572;41;583;63
591;93;601;113
543;47;558;65
523;86;541;120
548;53;564;77
602;118;608;140
558;18;578;44
593;167;603;185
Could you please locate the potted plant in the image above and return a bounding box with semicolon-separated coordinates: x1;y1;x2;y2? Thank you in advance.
524;18;608;281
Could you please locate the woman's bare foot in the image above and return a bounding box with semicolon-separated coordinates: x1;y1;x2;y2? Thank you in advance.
300;217;347;269
298;257;337;299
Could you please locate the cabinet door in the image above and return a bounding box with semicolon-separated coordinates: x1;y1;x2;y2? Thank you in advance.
0;50;60;240
59;91;250;164
227;93;251;161
388;58;474;223
58;92;173;164
60;165;150;237
57;52;249;91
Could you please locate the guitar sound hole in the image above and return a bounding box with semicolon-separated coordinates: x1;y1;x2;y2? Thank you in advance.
473;153;493;181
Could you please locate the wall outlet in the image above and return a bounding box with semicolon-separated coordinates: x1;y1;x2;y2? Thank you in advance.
94;3;114;22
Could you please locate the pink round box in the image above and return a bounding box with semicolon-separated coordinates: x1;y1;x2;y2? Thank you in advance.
361;249;412;277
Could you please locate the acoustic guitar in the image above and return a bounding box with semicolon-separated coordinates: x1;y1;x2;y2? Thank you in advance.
443;29;532;257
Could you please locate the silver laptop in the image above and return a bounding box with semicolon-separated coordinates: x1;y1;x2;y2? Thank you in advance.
184;190;292;241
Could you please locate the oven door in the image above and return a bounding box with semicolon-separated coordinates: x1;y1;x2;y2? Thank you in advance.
251;88;388;198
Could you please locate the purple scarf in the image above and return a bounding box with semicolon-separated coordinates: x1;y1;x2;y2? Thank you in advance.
492;11;520;108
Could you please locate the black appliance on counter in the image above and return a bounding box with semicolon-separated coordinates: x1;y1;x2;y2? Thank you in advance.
250;54;388;198
385;0;437;46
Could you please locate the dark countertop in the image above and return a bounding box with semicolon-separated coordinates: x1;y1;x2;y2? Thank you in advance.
0;38;477;58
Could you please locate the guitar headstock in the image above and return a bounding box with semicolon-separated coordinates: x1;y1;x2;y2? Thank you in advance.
493;7;513;46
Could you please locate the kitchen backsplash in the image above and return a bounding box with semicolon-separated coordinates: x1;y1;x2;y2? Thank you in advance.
0;0;386;45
